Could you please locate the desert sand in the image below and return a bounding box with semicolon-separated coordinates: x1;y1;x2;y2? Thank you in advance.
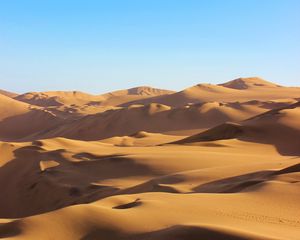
0;77;300;240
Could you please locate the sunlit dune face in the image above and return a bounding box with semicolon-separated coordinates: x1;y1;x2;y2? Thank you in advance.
0;78;300;239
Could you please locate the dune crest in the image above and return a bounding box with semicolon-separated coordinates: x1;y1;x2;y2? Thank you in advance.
1;78;300;239
219;77;281;89
0;89;18;98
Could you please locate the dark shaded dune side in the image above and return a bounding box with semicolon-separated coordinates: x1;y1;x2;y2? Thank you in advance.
0;220;22;238
0;146;162;218
274;163;300;175
0;109;63;141
32;101;264;141
169;122;244;144
169;101;300;155
81;224;274;240
246;100;300;121
194;163;300;193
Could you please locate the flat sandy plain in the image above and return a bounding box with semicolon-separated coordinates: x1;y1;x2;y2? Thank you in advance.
0;77;300;240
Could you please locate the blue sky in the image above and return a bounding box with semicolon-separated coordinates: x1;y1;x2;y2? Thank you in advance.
0;0;299;94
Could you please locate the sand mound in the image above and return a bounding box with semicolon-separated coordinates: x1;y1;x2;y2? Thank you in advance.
29;100;271;141
101;132;182;146
121;77;300;107
0;132;299;239
173;101;300;155
0;94;30;120
1;80;300;239
146;103;171;114
0;108;62;141
97;86;173;107
15;91;104;107
0;94;64;140
14;87;173;118
3;79;299;141
219;77;280;90
113;86;174;96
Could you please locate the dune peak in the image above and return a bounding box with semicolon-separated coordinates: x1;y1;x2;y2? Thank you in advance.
126;86;174;96
219;77;281;90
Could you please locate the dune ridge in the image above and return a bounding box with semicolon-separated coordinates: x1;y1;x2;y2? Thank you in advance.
172;100;300;155
120;77;300;107
0;77;300;239
0;89;18;98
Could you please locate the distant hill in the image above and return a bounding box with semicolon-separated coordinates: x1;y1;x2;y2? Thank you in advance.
120;77;300;107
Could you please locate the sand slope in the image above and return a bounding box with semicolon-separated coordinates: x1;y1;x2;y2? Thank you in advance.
13;87;174;120
15;91;104;107
172;101;300;155
121;77;300;107
0;78;300;239
29;100;283;141
15;87;173;108
6;77;299;141
0;89;18;98
0;93;30;120
0;137;299;239
0;94;63;140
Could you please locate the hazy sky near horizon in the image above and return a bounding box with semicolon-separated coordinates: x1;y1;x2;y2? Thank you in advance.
0;0;299;94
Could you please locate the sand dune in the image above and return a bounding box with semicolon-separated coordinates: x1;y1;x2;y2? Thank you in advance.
121;77;300;107
218;77;281;89
100;131;183;146
13;87;174;120
99;86;174;106
15;86;173;108
0;137;299;239
25;99;296;141
0;93;29;120
0;94;63;141
15;91;104;107
0;89;18;98
5;77;299;141
172;101;300;155
32;102;250;140
0;78;300;239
